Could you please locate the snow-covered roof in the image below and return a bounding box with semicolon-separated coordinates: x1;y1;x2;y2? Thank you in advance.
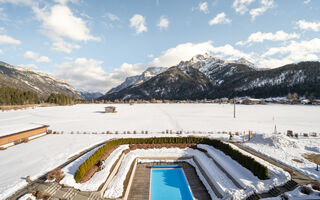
0;124;48;137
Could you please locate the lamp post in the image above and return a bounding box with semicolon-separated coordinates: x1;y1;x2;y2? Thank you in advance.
233;98;236;118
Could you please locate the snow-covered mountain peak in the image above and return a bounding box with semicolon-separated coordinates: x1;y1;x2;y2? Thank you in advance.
107;66;166;93
226;57;255;68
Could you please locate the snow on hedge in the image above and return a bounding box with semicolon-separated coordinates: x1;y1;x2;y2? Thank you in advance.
60;145;129;191
228;143;291;187
198;144;290;195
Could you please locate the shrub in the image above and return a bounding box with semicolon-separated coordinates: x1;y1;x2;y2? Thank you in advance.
312;183;320;191
280;194;289;200
74;136;269;182
300;186;313;195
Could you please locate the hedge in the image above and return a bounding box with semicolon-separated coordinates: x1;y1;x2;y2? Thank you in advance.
74;137;268;182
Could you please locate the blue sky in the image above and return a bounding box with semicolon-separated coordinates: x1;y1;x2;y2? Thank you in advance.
0;0;319;92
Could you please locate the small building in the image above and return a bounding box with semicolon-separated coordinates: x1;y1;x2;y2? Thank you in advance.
241;98;265;105
0;125;49;148
105;106;116;113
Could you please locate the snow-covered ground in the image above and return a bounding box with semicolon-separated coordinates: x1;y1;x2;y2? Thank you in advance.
262;185;320;200
102;146;289;200
0;104;319;134
0;104;319;199
243;133;320;181
0;134;110;199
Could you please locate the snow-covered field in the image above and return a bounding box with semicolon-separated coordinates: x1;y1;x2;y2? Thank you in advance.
1;104;319;134
0;104;319;199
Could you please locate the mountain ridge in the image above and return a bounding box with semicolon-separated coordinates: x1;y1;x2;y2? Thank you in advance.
99;54;320;100
0;61;82;99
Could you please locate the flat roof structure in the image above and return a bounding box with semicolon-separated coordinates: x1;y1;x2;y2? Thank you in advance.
0;125;48;146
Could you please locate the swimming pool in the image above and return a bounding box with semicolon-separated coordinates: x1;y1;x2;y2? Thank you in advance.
150;168;194;200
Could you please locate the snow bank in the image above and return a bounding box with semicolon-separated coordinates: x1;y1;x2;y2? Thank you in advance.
228;143;291;190
104;147;290;199
198;144;288;196
0;134;111;200
244;133;320;181
60;145;129;191
18;193;36;200
261;185;320;200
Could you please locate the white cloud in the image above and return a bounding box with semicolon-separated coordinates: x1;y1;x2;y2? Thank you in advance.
53;0;78;4
199;2;209;14
54;58;149;93
296;20;320;32
31;3;99;53
130;14;147;34
105;12;120;21
34;5;99;42
0;7;9;21
54;58;110;92
0;49;3;54
304;0;311;4
157;16;169;30
147;54;154;58
150;41;252;67
259;38;320;67
249;0;274;21
0;0;35;6
236;31;300;46
24;51;51;63
209;12;231;26
51;37;81;53
232;0;255;15
0;34;21;45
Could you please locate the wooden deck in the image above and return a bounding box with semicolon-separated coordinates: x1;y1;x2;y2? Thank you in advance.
127;161;211;200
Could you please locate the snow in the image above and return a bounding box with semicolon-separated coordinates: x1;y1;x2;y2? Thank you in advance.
0;104;319;199
198;144;290;194
103;147;289;199
0;104;318;134
261;185;320;200
60;145;129;191
0;134;111;199
17;193;36;200
0;122;44;137
243;133;320;181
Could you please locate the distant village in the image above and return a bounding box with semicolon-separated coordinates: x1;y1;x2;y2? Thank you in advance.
81;95;320;105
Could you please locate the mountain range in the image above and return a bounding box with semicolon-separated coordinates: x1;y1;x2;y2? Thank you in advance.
0;61;83;99
99;54;320;100
1;54;319;101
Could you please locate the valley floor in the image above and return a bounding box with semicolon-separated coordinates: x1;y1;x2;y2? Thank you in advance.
0;104;319;199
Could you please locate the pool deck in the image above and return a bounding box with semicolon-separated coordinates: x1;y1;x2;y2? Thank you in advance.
127;161;211;200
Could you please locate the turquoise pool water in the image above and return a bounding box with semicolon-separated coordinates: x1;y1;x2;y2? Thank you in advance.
151;168;194;200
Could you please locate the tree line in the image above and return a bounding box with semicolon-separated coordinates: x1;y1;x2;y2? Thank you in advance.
0;87;75;106
46;93;75;105
0;87;40;105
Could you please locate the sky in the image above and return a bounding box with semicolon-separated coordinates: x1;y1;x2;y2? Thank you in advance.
0;0;319;93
